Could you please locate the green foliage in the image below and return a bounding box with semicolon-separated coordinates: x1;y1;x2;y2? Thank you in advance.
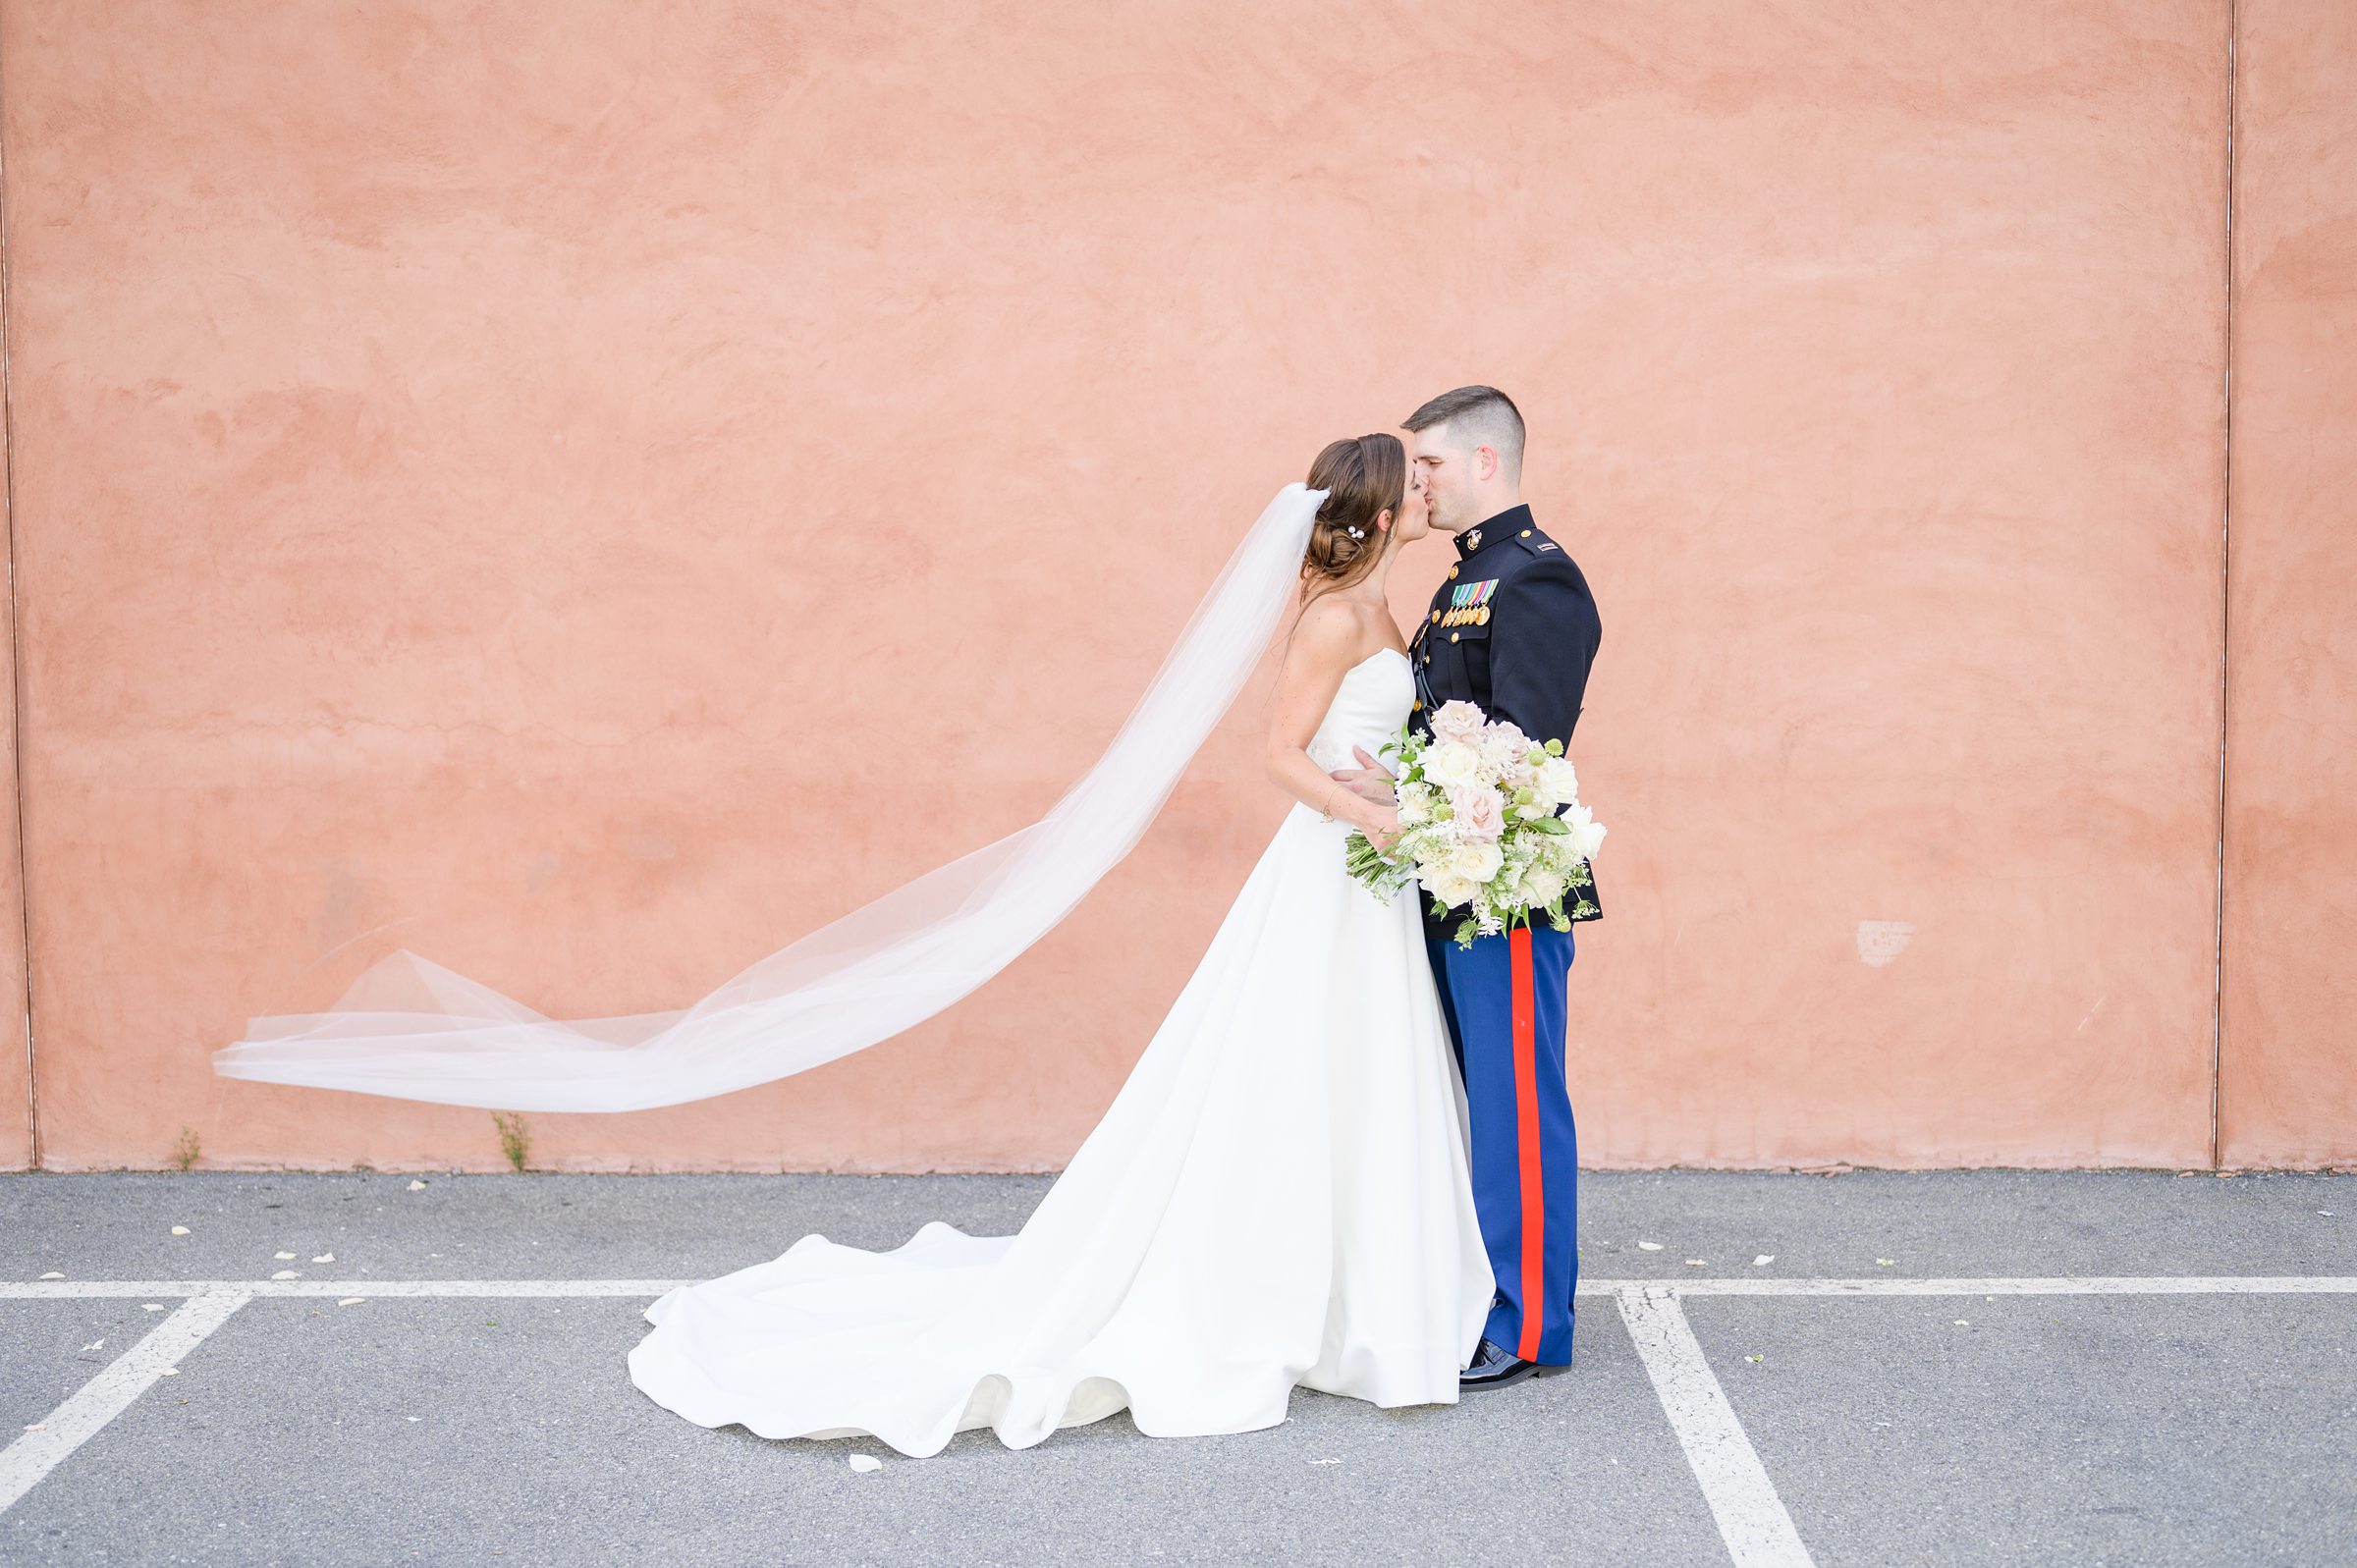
491;1110;532;1172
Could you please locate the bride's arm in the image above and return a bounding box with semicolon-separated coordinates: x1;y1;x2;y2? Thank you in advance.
1263;605;1400;841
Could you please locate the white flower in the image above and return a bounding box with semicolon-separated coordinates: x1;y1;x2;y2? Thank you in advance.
1427;873;1481;908
1560;802;1607;862
1450;841;1504;885
1539;831;1584;870
1397;782;1434;826
1422;741;1484;790
1449;784;1505;842
1519;866;1566;907
1429;701;1486;746
1479;722;1532;779
1538;756;1579;802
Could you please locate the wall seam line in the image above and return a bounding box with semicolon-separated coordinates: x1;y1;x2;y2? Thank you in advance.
2211;1;2238;1172
0;5;32;1171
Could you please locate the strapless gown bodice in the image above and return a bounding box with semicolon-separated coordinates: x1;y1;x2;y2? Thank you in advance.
1301;647;1415;777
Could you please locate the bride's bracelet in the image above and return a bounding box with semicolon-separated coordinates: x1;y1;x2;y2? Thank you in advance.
1319;783;1341;824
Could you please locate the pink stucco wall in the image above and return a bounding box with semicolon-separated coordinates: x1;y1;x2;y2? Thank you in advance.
0;1;2337;1172
2219;0;2357;1167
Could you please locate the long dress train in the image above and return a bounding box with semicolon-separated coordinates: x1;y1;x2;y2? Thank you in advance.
626;647;1493;1455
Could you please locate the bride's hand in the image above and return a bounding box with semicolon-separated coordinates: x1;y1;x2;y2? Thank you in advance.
1328;745;1398;808
1361;802;1403;855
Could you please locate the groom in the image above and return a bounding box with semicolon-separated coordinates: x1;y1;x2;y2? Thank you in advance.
1332;385;1602;1390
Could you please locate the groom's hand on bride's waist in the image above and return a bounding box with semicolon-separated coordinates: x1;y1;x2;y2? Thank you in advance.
1328;745;1397;808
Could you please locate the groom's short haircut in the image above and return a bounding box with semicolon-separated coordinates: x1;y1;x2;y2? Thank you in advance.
1402;386;1524;482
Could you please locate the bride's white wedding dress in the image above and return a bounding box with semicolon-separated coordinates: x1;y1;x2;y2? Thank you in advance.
627;646;1494;1456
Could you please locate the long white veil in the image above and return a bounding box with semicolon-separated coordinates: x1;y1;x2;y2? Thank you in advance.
211;482;1329;1111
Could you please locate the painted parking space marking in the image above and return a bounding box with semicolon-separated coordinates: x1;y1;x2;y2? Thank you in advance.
1;1278;690;1299
0;1291;251;1514
1637;1275;2357;1296
1617;1284;1817;1568
7;1274;2355;1300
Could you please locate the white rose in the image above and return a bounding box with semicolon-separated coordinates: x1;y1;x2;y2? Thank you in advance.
1449;784;1505;842
1428;700;1486;746
1519;866;1566;907
1397;782;1434;826
1538;756;1579;803
1426;873;1481;909
1450;841;1504;885
1422;741;1484;791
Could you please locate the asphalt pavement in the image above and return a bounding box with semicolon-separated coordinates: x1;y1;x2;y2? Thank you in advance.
2;1167;2350;1567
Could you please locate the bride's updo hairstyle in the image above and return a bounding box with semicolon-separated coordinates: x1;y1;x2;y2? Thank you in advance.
1299;432;1405;615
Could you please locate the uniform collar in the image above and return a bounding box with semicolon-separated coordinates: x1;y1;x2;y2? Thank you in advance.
1453;503;1533;562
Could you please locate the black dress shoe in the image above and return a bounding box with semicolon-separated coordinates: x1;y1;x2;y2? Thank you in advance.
1459;1336;1539;1389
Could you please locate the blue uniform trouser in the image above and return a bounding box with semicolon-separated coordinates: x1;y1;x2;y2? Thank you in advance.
1428;922;1578;1365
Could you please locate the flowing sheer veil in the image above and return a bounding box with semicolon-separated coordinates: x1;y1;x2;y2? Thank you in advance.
211;482;1330;1111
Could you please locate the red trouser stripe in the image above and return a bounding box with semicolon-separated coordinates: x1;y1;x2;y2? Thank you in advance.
1508;924;1544;1362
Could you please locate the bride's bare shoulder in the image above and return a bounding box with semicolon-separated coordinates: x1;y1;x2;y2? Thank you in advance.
1286;594;1372;671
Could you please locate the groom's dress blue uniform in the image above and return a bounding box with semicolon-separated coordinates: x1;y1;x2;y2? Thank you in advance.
1408;503;1600;1368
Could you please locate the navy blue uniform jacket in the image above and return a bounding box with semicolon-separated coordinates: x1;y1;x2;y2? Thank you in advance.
1406;503;1603;944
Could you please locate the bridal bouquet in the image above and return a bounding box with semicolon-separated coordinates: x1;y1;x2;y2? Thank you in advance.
1342;700;1606;948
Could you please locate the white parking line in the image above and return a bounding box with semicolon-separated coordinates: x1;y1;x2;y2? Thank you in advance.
1;1278;689;1298
0;1291;250;1514
1633;1275;2357;1296
1617;1284;1817;1568
6;1273;2355;1299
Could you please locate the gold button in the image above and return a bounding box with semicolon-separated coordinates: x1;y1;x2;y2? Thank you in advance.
1411;700;1422;711
1451;631;1460;643
1431;611;1441;624
1520;529;1531;537
1449;567;1458;579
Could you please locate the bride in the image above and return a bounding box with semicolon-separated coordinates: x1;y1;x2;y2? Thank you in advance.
626;433;1497;1455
